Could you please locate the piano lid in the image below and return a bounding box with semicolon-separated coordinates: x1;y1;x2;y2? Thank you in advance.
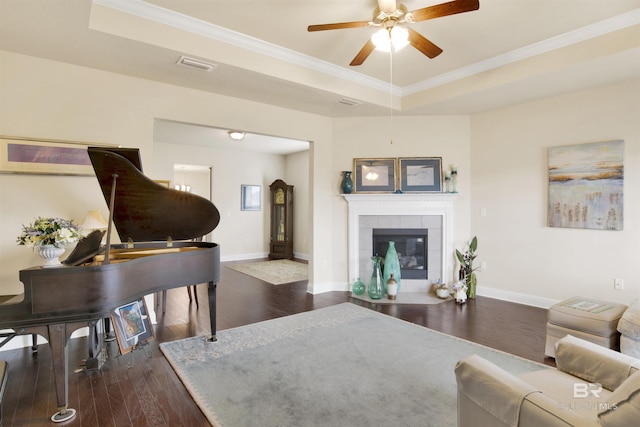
88;147;221;242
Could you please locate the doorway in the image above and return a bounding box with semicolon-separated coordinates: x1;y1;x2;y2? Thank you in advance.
173;163;213;241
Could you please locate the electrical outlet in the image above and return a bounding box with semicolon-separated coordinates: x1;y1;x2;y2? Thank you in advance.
481;261;487;271
614;278;624;290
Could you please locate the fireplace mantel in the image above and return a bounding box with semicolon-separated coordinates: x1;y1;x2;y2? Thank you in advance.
343;193;459;290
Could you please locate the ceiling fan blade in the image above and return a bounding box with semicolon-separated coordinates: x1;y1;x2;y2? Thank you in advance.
410;0;479;22
350;39;376;66
308;21;371;32
408;28;443;59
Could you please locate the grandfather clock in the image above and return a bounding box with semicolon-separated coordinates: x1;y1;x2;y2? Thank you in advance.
268;179;294;260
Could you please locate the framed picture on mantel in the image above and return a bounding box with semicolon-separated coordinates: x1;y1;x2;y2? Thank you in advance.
398;157;442;192
353;158;396;193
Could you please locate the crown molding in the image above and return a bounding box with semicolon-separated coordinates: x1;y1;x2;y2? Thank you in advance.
402;8;640;96
93;0;398;94
94;0;638;98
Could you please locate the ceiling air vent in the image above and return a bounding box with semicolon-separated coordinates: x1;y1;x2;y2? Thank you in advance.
336;97;362;107
176;56;217;72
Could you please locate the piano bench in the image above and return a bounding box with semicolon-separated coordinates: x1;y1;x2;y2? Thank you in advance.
0;360;7;425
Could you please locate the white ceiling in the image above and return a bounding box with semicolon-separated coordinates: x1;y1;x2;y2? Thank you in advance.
154;119;310;155
1;0;639;153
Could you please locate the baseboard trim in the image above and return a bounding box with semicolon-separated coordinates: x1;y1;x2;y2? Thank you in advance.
220;252;268;262
476;286;559;309
221;253;309;262
317;281;559;309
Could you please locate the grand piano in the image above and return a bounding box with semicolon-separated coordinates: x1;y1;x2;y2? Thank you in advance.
0;147;221;423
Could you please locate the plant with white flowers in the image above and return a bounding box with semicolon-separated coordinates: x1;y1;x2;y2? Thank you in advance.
17;217;79;249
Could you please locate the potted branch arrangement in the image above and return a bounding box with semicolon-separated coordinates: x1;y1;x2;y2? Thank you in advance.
456;236;479;299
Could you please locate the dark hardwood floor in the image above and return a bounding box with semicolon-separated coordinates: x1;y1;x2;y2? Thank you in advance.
1;261;552;426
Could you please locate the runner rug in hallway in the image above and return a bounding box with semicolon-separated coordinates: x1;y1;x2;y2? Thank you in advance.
225;259;308;285
160;303;548;427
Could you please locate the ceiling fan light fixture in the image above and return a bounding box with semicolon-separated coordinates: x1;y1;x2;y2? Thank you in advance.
371;26;409;52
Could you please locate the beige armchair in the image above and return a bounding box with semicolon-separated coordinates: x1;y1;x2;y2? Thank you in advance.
455;335;640;427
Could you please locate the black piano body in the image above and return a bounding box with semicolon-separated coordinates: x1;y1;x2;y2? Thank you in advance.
0;146;221;422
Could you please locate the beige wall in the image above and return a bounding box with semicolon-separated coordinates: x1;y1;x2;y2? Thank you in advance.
329;116;473;290
1;50;638;306
0;51;332;295
471;78;640;306
285;150;311;259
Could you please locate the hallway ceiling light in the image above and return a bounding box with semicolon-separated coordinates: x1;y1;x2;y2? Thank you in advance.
228;131;246;140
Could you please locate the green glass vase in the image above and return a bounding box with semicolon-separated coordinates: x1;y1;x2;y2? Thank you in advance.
368;256;384;299
383;241;401;294
352;277;365;295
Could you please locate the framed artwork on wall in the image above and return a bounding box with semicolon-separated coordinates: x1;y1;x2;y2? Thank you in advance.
353;158;397;193
548;140;624;230
398;157;442;192
0;136;113;175
241;184;262;211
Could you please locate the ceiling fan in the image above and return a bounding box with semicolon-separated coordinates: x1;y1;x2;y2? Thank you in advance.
308;0;479;66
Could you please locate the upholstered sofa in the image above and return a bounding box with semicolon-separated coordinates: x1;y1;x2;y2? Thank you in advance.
455;335;640;427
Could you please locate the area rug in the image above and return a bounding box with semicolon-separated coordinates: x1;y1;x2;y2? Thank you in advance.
160;303;548;427
225;259;308;285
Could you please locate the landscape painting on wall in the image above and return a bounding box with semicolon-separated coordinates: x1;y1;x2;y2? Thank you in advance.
548;140;624;230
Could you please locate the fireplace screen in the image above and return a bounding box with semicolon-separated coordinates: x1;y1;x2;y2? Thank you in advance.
372;228;428;280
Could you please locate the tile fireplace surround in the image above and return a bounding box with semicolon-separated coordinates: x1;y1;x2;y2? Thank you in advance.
343;193;458;293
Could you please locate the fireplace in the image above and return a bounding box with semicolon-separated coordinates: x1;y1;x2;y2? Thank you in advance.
373;228;428;280
343;193;458;293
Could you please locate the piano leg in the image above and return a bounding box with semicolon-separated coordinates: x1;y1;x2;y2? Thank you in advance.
47;322;82;423
104;317;116;341
206;281;217;342
85;320;102;370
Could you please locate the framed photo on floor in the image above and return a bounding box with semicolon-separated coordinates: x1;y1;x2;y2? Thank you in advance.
353;158;397;193
111;298;154;354
398;157;442;192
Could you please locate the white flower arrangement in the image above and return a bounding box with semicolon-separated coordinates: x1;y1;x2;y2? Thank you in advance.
17;217;80;249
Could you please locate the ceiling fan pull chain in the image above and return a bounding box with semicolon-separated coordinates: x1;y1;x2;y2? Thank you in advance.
389;55;393;144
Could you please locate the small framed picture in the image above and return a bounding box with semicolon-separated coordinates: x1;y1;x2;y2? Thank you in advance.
353;158;397;193
241;184;261;211
398;157;442;192
111;298;154;355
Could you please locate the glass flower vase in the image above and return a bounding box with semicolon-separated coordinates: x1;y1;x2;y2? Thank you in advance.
368;256;384;299
466;272;477;299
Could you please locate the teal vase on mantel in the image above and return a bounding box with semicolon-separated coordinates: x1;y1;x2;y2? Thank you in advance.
383;241;401;294
340;171;353;194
